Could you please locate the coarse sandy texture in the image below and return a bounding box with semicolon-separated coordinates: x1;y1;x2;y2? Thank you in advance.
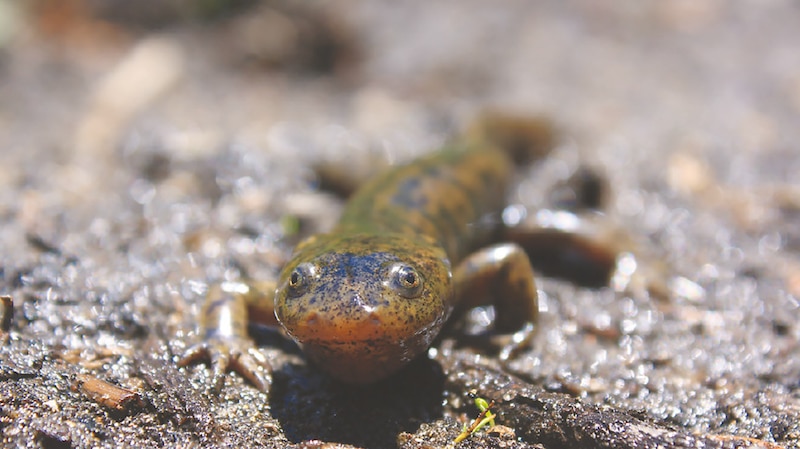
1;1;799;448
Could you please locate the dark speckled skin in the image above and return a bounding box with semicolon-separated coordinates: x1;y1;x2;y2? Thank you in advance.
335;143;511;262
181;115;549;390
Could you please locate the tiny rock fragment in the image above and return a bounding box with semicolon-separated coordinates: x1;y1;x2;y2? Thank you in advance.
487;424;516;440
74;374;145;414
0;295;12;340
667;152;714;196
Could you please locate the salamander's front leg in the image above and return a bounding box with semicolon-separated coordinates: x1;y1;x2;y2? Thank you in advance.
504;211;671;300
452;243;539;358
179;280;277;392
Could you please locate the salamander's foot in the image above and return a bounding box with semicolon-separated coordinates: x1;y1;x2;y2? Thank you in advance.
179;337;272;392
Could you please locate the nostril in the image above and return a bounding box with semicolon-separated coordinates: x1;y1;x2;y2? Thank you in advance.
306;312;319;326
369;312;382;326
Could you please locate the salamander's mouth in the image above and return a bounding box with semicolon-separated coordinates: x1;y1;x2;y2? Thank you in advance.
286;311;398;344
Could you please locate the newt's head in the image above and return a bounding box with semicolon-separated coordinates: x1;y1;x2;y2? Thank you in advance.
274;232;452;384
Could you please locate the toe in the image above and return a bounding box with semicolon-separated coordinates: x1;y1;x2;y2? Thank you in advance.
232;350;272;392
178;343;210;366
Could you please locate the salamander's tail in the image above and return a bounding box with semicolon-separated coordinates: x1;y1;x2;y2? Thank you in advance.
465;112;558;166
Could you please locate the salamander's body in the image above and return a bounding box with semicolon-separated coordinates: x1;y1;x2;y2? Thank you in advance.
275;143;518;382
182;116;550;389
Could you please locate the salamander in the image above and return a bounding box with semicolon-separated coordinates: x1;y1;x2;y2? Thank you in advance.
180;114;557;391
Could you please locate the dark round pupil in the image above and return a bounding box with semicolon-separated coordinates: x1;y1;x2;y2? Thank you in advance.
290;271;301;286
401;269;417;287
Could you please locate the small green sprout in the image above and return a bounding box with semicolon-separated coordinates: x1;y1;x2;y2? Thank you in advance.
454;393;496;444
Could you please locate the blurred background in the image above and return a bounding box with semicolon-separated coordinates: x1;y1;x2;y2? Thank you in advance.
1;1;799;448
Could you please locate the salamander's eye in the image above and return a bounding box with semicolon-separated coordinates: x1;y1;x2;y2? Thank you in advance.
390;264;424;299
286;264;312;297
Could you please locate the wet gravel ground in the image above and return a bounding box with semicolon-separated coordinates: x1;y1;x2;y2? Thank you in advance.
1;1;799;448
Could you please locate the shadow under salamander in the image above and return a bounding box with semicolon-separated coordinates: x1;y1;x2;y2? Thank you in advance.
269;353;445;448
